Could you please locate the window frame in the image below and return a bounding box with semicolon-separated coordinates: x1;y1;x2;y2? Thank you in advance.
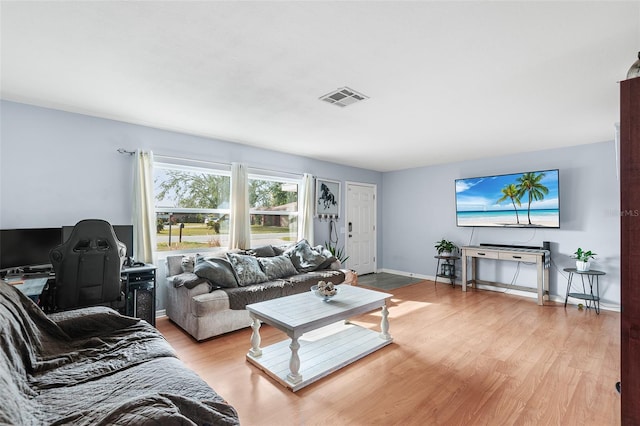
248;172;300;248
153;161;231;256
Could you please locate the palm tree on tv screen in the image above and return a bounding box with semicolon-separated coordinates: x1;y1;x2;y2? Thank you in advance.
516;172;549;225
497;183;522;224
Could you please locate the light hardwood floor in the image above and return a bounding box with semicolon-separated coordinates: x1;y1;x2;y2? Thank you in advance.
157;281;620;425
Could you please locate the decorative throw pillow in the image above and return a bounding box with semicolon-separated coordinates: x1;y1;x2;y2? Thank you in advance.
194;255;239;288
258;255;298;280
271;244;291;256
247;245;277;258
226;252;269;286
181;255;195;273
202;248;246;260
285;239;328;273
314;245;338;270
170;272;207;289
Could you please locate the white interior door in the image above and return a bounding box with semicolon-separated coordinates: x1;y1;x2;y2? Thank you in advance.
345;182;376;275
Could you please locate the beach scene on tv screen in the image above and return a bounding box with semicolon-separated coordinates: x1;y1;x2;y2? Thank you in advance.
456;170;559;228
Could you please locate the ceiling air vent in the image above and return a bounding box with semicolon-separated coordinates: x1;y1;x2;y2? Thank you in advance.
319;87;369;107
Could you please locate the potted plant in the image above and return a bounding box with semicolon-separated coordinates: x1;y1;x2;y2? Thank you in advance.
573;248;596;272
435;239;458;257
324;242;350;264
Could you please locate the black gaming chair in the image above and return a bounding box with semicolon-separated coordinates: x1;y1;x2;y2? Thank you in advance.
49;219;127;311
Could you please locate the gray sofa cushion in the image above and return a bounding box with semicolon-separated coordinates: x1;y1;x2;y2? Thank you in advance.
247;245;277;257
271;244;290;256
194;256;238;288
166;255;186;277
258;255;298;280
223;269;346;310
226;253;268;286
286;269;345;287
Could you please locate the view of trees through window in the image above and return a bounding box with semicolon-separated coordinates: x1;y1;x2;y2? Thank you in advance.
154;164;298;253
249;177;298;248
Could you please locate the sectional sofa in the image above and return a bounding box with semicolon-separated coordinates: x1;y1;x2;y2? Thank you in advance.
164;240;357;341
0;281;239;425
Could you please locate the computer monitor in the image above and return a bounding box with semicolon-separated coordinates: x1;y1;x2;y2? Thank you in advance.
61;224;134;258
0;227;62;270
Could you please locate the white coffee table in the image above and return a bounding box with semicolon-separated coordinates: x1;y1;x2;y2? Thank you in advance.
246;284;392;391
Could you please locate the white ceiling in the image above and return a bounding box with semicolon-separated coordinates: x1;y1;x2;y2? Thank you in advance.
1;1;639;172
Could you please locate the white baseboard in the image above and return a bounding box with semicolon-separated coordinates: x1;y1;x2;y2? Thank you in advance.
376;268;620;313
378;268;434;282
155;309;166;318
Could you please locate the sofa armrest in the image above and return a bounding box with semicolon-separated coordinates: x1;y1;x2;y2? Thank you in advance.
165;279;213;323
191;290;231;317
167;280;211;298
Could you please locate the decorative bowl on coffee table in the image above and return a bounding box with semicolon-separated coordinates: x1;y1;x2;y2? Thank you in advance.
310;284;339;301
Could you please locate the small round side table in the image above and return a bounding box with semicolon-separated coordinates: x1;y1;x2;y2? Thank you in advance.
434;256;460;287
563;268;605;314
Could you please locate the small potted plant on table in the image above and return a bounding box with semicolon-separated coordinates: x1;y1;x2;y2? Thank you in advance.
573;248;596;272
435;239;458;257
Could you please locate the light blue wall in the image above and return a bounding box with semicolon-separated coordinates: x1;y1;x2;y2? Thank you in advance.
1;100;621;310
0;100;382;309
382;141;621;307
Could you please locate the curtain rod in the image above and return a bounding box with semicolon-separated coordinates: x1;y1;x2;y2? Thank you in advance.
118;149;303;178
249;166;303;178
154;153;229;168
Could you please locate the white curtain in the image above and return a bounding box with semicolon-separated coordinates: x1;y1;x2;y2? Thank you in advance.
298;173;315;244
133;150;156;263
229;162;251;250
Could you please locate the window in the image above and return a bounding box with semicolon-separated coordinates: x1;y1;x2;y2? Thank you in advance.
248;174;298;248
154;163;230;253
153;162;301;254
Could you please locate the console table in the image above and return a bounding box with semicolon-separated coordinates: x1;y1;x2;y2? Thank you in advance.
461;246;550;305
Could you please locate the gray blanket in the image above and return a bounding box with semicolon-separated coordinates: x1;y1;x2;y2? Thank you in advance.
0;281;239;425
223;269;346;310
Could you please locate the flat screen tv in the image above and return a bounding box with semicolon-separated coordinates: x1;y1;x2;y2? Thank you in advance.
455;169;560;228
62;225;134;258
0;228;62;270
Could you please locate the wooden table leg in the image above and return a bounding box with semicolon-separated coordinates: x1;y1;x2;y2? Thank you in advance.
461;253;467;292
286;336;302;384
379;304;392;341
249;314;262;357
544;264;550;303
536;258;544;305
470;257;477;289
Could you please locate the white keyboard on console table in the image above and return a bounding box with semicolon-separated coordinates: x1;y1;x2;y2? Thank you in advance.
460;245;550;305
